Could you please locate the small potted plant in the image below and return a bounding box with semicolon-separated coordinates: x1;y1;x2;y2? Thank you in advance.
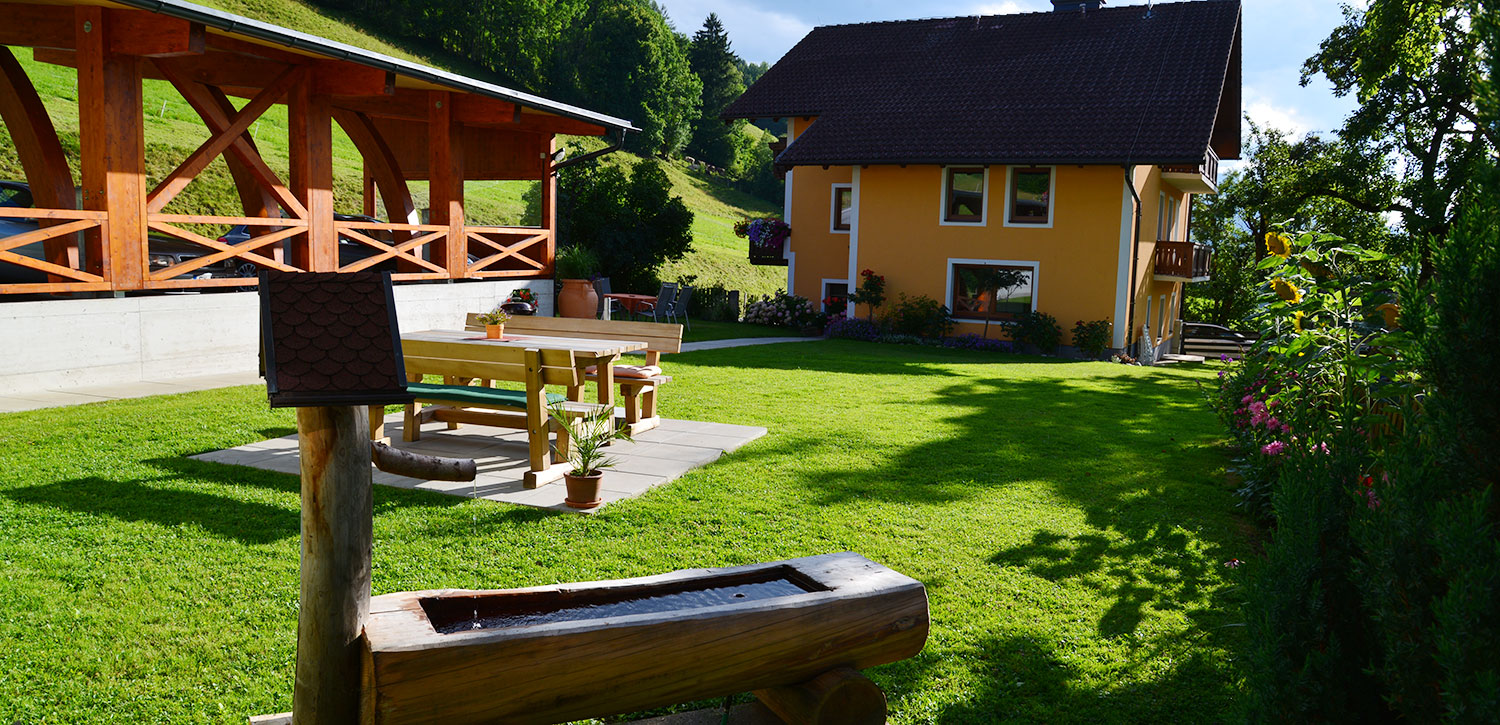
554;245;600;319
476;307;511;339
548;402;631;509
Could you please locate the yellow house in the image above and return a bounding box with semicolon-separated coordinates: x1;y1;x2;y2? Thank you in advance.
723;0;1242;355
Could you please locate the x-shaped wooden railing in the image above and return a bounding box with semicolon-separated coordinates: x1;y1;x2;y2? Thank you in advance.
464;227;549;277
0;207;109;292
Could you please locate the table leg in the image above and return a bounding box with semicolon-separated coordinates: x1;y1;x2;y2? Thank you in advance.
602;299;612;321
596;353;618;410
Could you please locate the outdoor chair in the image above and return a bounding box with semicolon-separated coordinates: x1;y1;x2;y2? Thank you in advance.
594;277;626;319
639;283;677;323
669;286;694;330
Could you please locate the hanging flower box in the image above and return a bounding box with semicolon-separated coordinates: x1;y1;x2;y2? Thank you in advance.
737;217;790;266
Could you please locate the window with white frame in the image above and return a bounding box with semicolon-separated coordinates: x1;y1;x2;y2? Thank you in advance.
1006;167;1053;225
822;280;849;313
831;184;853;232
951;262;1035;321
942;167;986;224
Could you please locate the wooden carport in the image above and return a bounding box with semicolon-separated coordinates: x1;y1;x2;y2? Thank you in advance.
0;0;634;295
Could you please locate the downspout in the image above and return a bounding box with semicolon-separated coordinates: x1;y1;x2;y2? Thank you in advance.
550;128;628;172
1124;165;1143;350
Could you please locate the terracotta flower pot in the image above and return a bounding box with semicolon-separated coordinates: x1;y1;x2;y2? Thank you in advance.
485;324;504;339
563;470;604;509
558;278;598;319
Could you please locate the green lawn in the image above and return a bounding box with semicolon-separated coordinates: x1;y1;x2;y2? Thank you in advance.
678;319;800;343
0;341;1247;723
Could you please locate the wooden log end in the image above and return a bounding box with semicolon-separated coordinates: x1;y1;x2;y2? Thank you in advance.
753;666;887;725
371;442;477;482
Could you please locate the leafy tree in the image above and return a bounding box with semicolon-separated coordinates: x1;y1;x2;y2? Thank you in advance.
687;14;747;167
1303;0;1495;276
553;156;694;291
552;1;701;155
737;59;771;86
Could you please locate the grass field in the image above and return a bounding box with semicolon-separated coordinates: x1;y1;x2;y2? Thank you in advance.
0;341;1248;723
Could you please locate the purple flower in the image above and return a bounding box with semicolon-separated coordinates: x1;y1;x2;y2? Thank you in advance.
1261;440;1286;456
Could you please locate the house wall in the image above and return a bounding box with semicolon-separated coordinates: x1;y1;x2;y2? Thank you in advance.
791;160;1130;345
785;117;853;305
1129;167;1190;357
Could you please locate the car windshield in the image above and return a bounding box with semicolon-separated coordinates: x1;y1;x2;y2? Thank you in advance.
0;185;34;208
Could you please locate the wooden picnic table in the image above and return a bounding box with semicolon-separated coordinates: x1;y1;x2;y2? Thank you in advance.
602;292;657;320
402;330;648;411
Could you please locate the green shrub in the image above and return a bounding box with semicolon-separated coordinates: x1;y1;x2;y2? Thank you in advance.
1012;311;1062;353
677;275;739;321
881;294;952;338
554;245;599;280
1071;319;1112;359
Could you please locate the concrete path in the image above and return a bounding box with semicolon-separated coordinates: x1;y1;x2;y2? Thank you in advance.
678;336;820;353
0;371;263;414
194;412;766;513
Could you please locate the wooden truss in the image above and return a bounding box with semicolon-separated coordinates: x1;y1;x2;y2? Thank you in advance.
0;1;594;295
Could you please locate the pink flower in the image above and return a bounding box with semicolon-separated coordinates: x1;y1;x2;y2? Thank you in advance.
1265;416;1281;430
1241;394;1253;405
1261;441;1286;456
1223;559;1242;568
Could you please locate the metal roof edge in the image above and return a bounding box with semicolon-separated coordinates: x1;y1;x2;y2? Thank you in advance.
111;0;638;133
773;157;1211;167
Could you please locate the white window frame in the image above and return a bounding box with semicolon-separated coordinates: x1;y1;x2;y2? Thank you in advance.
938;166;990;227
830;183;853;234
1002;165;1056;229
821;278;851;313
945;257;1040;324
1157;191;1168;239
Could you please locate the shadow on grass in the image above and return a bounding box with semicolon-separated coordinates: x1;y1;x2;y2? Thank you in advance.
3;476;297;544
669;338;1083;378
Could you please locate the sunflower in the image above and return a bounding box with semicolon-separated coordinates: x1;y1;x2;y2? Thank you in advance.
1274;278;1303;303
1294;311;1307;331
1266;232;1292;258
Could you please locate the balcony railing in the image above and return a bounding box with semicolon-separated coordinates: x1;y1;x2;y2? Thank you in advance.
1154;240;1212;282
1160;148;1219;194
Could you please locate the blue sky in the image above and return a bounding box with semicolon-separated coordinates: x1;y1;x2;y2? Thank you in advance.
658;0;1359;143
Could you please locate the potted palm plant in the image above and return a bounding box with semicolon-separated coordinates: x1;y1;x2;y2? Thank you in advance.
548;403;631;509
554;245;600;318
475;307;511;339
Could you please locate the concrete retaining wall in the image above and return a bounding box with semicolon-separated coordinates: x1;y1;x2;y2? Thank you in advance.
0;280;552;396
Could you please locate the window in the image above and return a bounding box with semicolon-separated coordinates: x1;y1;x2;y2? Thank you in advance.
1159;194;1181;240
943;167;986;223
831;185;853;232
951;263;1035;322
822;280;849;313
1007;167;1052;225
1157;192;1168;239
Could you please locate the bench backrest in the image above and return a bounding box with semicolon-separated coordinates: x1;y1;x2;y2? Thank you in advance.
465;314;683;355
402;339;580;387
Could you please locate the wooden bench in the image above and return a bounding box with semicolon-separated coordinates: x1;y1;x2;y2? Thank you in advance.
465;314;683;435
394;338;608;488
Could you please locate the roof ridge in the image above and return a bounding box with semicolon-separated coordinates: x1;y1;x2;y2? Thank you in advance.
806;0;1231;31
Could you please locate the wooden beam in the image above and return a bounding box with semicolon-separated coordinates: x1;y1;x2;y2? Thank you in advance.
292;405;372;725
289;80;337;272
77;6;148;289
0;3;73;50
312;60;392;96
204;85;279;220
0;46;79;281
147;65;303;214
541;136;557;273
450;94;519;125
155;60;307;218
428;91;465;278
107;11;204;57
333;109;418;227
514;112;608;136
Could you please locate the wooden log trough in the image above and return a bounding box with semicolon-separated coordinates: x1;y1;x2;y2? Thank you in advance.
361;552;929;724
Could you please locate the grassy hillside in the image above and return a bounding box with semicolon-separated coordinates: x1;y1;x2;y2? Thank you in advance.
0;0;784;299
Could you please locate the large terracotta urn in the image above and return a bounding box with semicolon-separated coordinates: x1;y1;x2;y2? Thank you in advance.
558;279;598;319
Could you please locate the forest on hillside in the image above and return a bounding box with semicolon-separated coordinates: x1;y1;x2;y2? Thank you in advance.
309;0;782;203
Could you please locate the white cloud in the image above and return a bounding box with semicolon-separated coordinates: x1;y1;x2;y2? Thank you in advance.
971;2;1027;14
1243;92;1314;138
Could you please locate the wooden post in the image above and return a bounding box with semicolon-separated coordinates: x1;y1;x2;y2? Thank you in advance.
292;405;372;725
541;135;557;273
754;667;887;725
289;78;336;272
77;6;147;287
0;47;79;280
428;91;465;279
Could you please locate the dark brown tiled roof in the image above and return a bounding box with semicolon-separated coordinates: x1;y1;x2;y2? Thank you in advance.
722;0;1241;167
260;270;413;408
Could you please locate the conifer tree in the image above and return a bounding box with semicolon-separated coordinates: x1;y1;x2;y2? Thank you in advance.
687;14;746;168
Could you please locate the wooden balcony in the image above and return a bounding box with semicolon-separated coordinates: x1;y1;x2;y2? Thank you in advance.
1154;241;1212;282
1160;148;1219;194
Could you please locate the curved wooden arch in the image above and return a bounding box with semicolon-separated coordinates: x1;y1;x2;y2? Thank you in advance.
0;46;79;279
205;85;277;220
333;108;417;228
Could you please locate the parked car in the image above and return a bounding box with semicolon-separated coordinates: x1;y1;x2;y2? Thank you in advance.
1;181;241;287
1181;322;1254;343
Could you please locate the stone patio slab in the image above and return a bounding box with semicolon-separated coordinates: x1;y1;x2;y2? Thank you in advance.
191;413;766;513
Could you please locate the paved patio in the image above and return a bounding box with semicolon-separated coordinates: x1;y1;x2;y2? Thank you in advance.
192;412;766;513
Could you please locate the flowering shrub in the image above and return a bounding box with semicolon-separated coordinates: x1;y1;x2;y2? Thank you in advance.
1011;310;1062;353
733;217;790;251
824;314;881;341
849;268;887;319
743;290;825;332
506;288;537;305
881;293;952;338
